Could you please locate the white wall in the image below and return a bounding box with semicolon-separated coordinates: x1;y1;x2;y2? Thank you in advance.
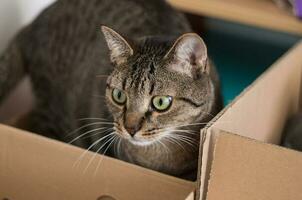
0;0;55;52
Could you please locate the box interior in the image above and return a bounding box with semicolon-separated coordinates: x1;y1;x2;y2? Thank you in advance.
197;41;302;200
202;18;301;105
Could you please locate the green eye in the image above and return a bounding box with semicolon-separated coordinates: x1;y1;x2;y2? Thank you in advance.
112;88;127;105
152;96;173;111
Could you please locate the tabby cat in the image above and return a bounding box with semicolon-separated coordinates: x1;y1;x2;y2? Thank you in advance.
0;0;222;179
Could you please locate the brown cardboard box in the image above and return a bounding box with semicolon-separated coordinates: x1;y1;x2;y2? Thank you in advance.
1;41;302;200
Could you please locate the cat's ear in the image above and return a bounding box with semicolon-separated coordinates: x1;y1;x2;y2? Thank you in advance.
165;33;208;78
101;26;133;65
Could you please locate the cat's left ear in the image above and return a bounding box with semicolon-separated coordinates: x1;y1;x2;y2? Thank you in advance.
165;33;208;78
101;26;133;65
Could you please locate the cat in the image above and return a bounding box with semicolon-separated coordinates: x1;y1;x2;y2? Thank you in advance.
0;0;222;179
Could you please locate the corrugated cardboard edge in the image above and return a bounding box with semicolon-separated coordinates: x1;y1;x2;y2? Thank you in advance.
195;41;302;200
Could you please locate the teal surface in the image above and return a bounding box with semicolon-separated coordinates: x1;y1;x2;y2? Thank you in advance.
202;19;301;105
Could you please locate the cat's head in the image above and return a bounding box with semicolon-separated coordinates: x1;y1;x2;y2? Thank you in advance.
101;26;215;146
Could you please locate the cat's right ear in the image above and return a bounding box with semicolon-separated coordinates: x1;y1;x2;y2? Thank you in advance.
101;26;133;65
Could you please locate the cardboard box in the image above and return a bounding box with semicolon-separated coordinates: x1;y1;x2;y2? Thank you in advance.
1;41;302;200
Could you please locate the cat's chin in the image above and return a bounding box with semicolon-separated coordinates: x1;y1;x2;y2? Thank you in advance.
117;130;170;146
124;134;164;147
126;132;169;147
127;138;155;146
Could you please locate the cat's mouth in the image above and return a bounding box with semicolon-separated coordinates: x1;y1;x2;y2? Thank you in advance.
114;125;167;146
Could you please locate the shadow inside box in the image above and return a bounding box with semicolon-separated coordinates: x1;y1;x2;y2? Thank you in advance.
199;18;301;105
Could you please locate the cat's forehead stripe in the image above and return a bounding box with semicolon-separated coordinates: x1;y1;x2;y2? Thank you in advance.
122;77;127;90
128;57;157;93
149;82;155;95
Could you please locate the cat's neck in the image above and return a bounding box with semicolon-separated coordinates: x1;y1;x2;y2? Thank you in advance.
116;139;198;176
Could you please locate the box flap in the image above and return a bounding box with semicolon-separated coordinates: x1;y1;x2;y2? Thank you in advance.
0;125;195;200
197;41;302;200
207;132;302;200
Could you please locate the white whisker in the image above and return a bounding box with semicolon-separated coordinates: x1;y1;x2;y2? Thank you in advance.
117;137;122;158
83;134;116;174
80;128;114;140
72;132;115;169
68;127;111;144
164;136;187;152
170;135;197;148
157;139;170;154
66;121;114;137
94;135;118;176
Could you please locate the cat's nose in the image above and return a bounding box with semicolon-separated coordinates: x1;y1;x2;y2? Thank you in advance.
124;112;144;137
125;126;138;137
